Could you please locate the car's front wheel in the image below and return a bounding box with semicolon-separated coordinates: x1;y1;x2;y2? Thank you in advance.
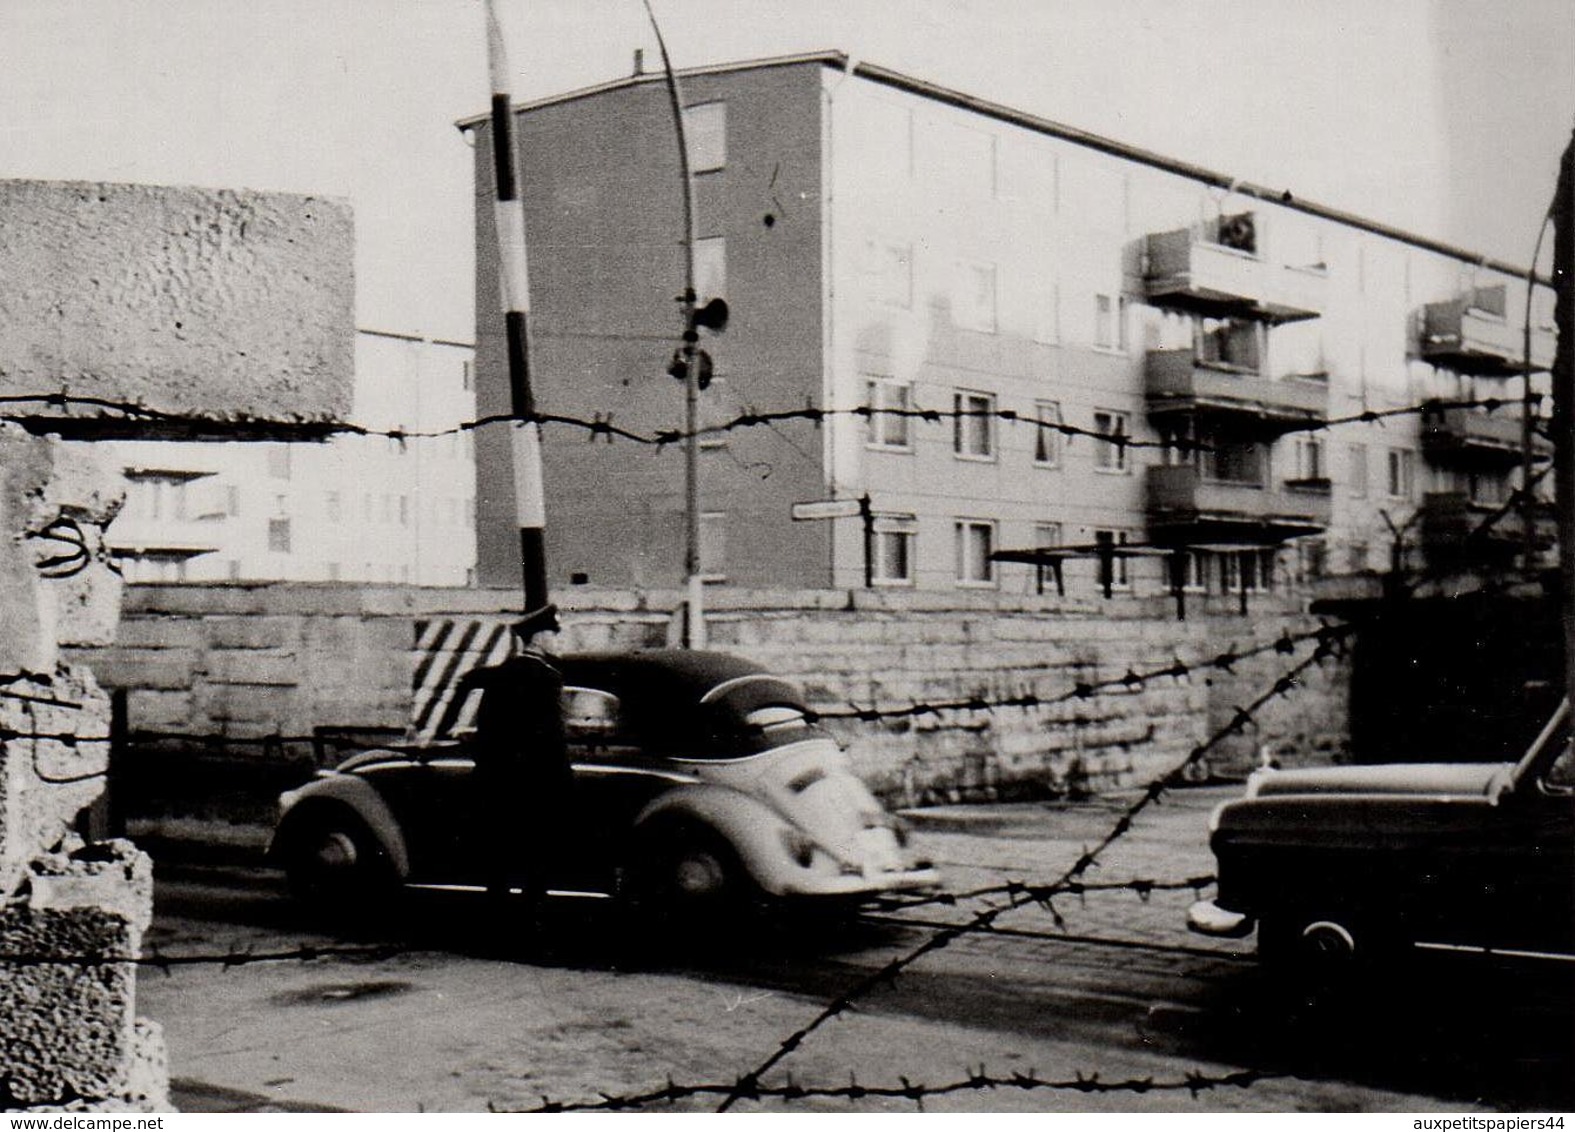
280;808;395;918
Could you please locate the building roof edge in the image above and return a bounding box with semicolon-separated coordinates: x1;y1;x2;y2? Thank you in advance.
458;50;1547;283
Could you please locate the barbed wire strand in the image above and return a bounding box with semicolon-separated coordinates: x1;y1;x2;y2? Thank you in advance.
697;634;1342;1111
514;1065;1282;1113
0;391;1535;455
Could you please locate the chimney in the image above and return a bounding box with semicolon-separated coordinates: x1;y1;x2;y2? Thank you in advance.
633;48;645;76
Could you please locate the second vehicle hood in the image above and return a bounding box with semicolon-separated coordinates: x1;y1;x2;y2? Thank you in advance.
1249;761;1510;800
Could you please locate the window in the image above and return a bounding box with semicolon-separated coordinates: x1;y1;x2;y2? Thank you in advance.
1030;521;1062;593
1386;448;1414;500
1300;539;1327;580
267;445;292;480
1093;410;1130;472
225;485;240;517
1095;530;1131;589
1293;437;1325;482
325;491;341;522
327;562;340;581
694;236;726;302
865;379;914;450
399;495;410;527
1178;550;1210;592
1094;293;1129;351
683;102;726;173
1203;438;1265;486
1468;471;1509;507
562;687;622;741
955;261;998;332
1347;540;1370;573
953;391;997;460
1033;401;1063;467
1033;280;1062;345
872;514;917;586
1347;443;1369;498
1221;550;1267;594
698;511;727;580
267;517;292;554
461;360;474;392
955;520;997;586
861;240;912;308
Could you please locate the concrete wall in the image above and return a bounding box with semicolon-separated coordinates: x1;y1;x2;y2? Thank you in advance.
0;180;352;429
74;583;1351;815
0;178;356;1111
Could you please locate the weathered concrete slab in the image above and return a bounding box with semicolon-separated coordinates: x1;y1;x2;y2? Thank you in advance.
0;180;353;434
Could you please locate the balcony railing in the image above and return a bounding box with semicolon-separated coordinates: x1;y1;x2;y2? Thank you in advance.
1143;225;1326;324
1144;350;1329;429
1420;403;1543;464
1146;464;1331;540
1419;295;1557;376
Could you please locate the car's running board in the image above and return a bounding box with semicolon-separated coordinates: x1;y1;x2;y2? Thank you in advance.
1414;940;1575;963
403;882;614;900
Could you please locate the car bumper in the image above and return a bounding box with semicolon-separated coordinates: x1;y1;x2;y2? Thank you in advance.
778;864;942;898
1187;898;1254;938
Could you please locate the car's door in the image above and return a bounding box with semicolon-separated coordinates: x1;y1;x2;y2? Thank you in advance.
562;686;693;893
1493;750;1575;956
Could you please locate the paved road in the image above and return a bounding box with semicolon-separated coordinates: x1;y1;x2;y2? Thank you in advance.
139;786;1574;1113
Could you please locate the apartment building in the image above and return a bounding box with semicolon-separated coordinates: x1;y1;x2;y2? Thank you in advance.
101;329;477;585
467;52;1557;596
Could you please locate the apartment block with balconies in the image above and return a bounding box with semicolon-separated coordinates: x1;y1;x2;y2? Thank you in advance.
468;53;1556;598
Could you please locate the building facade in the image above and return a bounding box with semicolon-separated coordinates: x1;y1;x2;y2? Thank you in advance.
469;52;1556;597
101;329;477;585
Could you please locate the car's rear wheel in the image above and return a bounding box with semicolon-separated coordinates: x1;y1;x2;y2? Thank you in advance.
281;808;394;919
621;821;755;941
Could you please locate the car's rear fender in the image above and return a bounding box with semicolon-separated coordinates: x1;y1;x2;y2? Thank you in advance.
272;775;411;879
633;784;793;894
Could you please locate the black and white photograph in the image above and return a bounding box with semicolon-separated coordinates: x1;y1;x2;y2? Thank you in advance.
1;0;1572;1117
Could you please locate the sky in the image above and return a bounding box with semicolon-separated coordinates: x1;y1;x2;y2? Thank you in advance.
2;0;1572;343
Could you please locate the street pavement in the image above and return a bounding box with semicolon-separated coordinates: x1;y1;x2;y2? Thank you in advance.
138;785;1573;1114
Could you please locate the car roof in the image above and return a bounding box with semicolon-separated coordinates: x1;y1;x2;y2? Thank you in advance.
557;649;773;703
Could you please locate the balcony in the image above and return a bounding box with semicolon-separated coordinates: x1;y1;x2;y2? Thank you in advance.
1420;403;1544;465
1419;287;1556;375
1143;218;1327;324
1145;350;1328;431
1417;490;1544;568
104;515;222;558
1146;464;1330;543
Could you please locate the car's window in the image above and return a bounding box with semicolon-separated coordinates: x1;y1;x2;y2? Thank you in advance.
562;687;620;741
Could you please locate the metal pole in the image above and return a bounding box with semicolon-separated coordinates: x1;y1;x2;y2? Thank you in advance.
1524;215;1553;575
1549;128;1575;715
483;0;554;638
643;0;705;648
859;493;873;589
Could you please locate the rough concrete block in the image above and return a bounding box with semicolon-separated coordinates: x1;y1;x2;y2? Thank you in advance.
0;666;111;896
206;649;300;687
0;425;124;673
0;180;352;429
0;843;155;1108
204;616;297;651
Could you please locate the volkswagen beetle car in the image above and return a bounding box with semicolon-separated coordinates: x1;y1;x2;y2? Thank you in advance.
269;650;939;917
1188;703;1574;969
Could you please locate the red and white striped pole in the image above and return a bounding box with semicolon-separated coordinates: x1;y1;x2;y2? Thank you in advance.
483;0;555;639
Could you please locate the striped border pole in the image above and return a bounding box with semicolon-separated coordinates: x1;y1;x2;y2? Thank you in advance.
484;0;554;637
